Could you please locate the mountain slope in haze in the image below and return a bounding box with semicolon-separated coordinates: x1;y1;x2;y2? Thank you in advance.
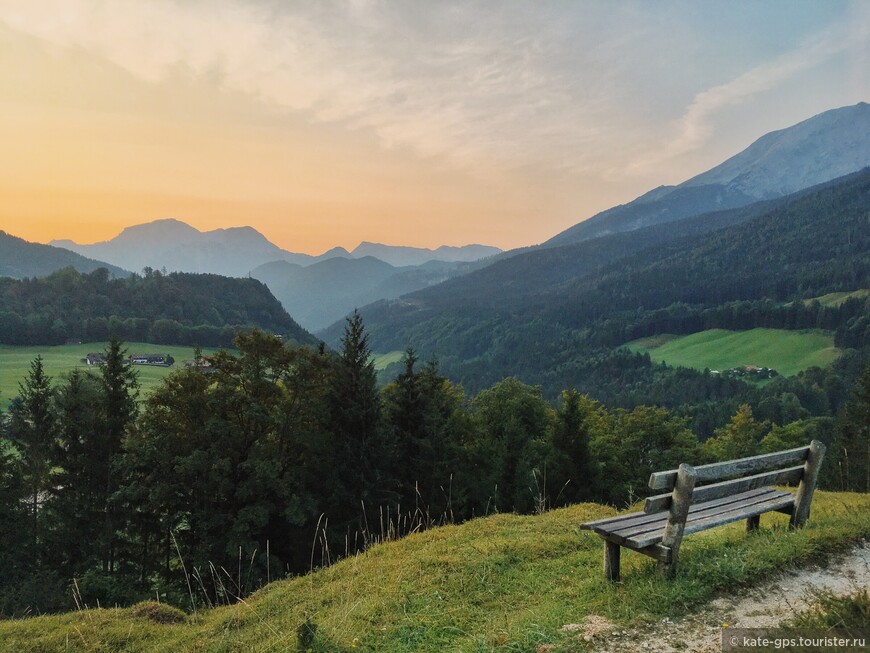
546;101;870;246
0;231;130;279
328;168;870;396
351;241;501;267
252;256;486;331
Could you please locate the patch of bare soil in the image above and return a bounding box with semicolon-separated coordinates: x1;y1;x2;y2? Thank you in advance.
567;540;870;653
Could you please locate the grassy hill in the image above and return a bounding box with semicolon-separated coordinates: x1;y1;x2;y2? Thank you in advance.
1;491;868;652
627;328;841;377
0;342;222;405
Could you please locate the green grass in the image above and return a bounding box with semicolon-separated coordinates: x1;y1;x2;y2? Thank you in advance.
0;342;223;405
804;288;869;308
1;491;868;652
372;350;405;371
626;328;841;377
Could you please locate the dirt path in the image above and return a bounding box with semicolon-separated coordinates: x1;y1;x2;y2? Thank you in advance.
565;540;870;652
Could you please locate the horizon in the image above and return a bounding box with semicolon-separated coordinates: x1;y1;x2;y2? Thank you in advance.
1;1;869;254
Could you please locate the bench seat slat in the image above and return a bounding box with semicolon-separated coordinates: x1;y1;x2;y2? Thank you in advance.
625;492;795;549
580;487;777;536
580;488;793;548
608;488;789;543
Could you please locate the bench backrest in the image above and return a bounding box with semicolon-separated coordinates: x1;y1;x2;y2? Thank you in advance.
643;441;824;514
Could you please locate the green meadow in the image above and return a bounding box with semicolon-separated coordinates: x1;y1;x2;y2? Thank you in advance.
0;342;223;405
805;288;869;307
372;350;405;370
627;328;841;377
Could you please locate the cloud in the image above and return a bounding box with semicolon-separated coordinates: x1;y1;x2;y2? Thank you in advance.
0;1;864;187
0;0;622;178
627;9;870;176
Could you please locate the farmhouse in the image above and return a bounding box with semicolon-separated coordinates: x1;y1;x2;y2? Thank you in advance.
84;353;106;366
128;353;171;366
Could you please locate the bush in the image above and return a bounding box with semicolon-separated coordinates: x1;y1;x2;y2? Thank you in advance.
131;601;187;624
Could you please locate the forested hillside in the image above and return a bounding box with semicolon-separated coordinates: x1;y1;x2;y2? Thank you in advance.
324;169;870;432
0;267;315;347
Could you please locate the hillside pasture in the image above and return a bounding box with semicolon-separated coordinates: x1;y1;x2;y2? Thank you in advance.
627;328;840;377
0;491;867;652
0;342;222;405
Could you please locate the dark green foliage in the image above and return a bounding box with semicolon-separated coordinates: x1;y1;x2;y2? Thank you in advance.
381;350;467;518
544;389;597;505
7;356;56;550
836;362;870;492
466;378;554;514
325;312;391;529
0;266;314;347
591;405;700;506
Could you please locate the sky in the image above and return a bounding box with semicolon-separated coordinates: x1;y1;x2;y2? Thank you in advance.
0;1;868;255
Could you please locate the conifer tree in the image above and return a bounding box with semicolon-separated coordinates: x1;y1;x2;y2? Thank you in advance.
326;311;386;527
99;336;139;574
838;363;870;492
8;355;56;550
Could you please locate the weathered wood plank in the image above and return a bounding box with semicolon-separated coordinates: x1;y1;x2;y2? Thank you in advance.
626;493;795;549
681;495;795;537
648;445;809;490
659;464;696;578
580;487;777;533
644;465;804;513
611;489;790;544
791;440;826;529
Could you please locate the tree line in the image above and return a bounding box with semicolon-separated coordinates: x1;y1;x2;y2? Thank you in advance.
1;317;868;616
0;266;312;348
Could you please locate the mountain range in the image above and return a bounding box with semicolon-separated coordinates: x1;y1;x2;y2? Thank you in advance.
51;219;500;277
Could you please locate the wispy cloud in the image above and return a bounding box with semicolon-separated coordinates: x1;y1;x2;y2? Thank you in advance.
627;7;870;176
0;0;624;178
0;1;864;188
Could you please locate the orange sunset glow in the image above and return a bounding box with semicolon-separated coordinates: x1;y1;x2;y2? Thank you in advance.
1;1;869;254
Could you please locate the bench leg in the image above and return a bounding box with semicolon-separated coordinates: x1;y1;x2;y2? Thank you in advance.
658;555;677;579
746;515;760;532
791;440;826;529
604;540;621;582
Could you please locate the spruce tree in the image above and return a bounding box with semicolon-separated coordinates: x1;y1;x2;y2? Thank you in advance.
326;311;385;529
99;336;139;574
8;356;56;550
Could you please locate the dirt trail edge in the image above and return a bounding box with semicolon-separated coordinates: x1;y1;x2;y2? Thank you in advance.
569;540;870;653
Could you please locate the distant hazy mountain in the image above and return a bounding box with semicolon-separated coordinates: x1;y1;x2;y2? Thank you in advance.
0;230;129;279
350;242;501;267
51;218;339;277
251;256;482;331
546;101;870;246
52;218;501;277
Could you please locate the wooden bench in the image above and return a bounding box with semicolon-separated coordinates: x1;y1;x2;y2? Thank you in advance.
580;441;826;581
